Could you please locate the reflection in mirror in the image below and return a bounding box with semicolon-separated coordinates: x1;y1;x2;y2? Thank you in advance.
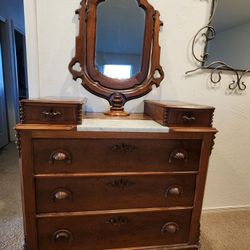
205;0;250;70
95;0;146;79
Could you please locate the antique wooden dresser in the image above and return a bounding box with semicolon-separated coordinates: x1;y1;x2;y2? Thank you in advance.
16;98;217;250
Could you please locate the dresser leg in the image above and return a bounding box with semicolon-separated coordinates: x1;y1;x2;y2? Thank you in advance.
196;223;201;249
23;238;27;250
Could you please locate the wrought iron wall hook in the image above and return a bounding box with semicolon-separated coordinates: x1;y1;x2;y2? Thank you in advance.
186;0;249;91
190;25;216;64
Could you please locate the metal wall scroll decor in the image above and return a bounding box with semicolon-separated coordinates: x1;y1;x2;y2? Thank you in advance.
186;0;249;91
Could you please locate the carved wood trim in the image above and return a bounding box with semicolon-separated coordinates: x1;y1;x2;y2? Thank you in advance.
19;101;25;123
111;143;136;153
15;130;21;157
77;104;83;124
163;109;169;126
107;178;135;189
210;133;216;155
210;111;214;127
106;216;129;226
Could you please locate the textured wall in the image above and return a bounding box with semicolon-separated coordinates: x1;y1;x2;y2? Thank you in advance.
23;0;250;209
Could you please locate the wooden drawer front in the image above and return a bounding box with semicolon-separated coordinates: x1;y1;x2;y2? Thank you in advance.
37;210;192;250
20;103;82;124
167;109;213;127
33;139;201;173
144;100;214;127
36;174;196;213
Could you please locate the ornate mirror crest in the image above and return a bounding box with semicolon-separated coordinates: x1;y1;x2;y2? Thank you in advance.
69;0;164;116
186;0;249;92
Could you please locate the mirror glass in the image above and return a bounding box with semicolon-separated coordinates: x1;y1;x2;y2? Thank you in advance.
205;0;250;69
95;0;146;79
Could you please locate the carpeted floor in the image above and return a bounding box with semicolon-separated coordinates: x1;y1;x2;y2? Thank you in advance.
0;143;249;250
0;143;23;250
201;209;250;250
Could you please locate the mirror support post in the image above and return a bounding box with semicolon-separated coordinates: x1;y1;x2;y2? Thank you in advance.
105;93;129;116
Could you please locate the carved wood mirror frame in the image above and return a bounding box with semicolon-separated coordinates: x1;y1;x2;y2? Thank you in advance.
69;0;164;116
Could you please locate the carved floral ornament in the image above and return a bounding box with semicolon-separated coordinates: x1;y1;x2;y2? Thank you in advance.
186;0;249;92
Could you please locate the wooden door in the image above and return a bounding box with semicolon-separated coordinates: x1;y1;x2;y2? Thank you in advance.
0;35;8;148
14;29;28;100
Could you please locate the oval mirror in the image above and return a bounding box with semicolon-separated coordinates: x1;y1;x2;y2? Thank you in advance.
95;0;146;80
86;0;154;90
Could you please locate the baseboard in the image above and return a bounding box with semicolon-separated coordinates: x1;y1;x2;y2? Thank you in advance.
108;244;199;250
202;205;250;213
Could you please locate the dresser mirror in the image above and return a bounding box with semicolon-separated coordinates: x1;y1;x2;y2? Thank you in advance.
95;0;145;79
69;0;164;116
186;0;249;91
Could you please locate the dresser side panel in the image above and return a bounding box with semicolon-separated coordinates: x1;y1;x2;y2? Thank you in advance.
188;132;216;244
19;130;38;250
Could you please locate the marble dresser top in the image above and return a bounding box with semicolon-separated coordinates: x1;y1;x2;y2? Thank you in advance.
77;118;169;133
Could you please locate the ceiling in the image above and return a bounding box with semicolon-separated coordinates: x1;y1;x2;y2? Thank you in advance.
212;0;250;32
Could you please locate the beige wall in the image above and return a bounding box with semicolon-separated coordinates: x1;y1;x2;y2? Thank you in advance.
23;0;250;209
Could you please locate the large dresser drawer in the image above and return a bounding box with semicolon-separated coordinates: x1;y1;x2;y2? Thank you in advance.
36;174;196;213
37;209;192;250
33;139;201;173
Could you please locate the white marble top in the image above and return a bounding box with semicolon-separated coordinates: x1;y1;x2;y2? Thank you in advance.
77;119;169;133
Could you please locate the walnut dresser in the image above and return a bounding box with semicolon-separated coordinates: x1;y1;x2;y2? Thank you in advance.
16;99;217;250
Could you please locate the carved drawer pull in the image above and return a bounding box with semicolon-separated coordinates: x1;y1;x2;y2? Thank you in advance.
182;115;196;123
165;185;183;197
106;216;129;226
161;222;179;235
111;143;136;153
49;149;72;164
169;149;188;163
53;229;73;243
107;178;135;189
42;110;62;119
52;189;72;201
